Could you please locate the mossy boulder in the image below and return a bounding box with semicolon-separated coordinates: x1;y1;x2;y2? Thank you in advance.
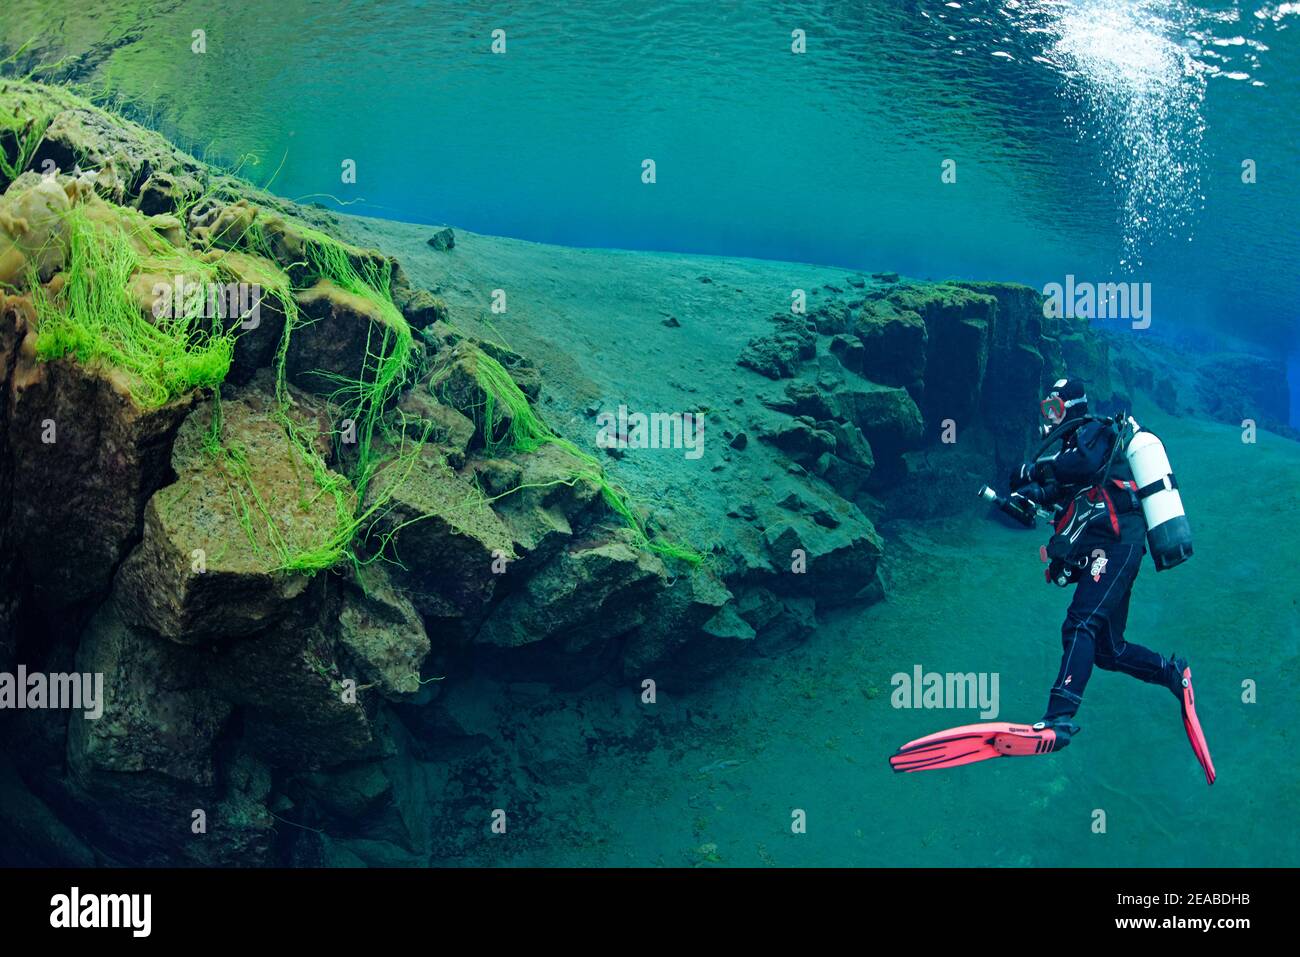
200;248;291;386
4;312;198;617
338;564;430;699
475;528;668;657
29;105;205;209
287;278;398;395
114;393;352;643
488;441;605;571
391;386;476;465
364;447;516;635
738;315;816;379
426;342;542;448
0;173;71;285
853;300;928;389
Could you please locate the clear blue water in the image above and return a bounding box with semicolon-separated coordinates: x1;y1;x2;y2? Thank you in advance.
5;0;1297;366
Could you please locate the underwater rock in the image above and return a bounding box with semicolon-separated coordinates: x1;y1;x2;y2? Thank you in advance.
337;564;430;699
0;172;72;285
853;300;928;390
287;278;397;394
737;315;816;379
488;441;604;570
619;565;734;681
426;227;456;251
0;752;96;866
5;322;198;619
1194;353;1291;431
114;394;350;643
390;262;450;328
740;588;817;657
364;447;515;636
31;107;203;207
948;282;1056;474
392;386;476;466
828;333;865;374
475;528;667;654
809;299;853;336
63;605;273;866
760;510;884;607
879;283;994;425
397;287;449;328
836;384;925;461
206;585;380;770
200;248;291;386
761;417;837;466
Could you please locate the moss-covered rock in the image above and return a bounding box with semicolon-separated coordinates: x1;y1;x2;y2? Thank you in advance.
879;283;994;424
5;319;198;618
853;300;928;389
476;528;668;655
737;314;816;379
338;564;430;699
65;605;258;865
364;446;515;635
0;173;71;285
114;393;351;643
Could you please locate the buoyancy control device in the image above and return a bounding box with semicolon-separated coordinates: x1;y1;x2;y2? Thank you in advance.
1031;412;1192;573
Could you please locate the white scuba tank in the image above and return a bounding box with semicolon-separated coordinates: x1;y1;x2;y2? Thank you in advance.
1124;416;1192;570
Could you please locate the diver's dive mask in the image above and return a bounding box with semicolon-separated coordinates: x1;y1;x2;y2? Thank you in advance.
1040;395;1066;424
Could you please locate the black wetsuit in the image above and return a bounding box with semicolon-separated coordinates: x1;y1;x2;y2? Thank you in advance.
1021;418;1176;721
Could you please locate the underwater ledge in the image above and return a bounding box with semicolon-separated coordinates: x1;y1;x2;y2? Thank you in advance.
0;79;1291;865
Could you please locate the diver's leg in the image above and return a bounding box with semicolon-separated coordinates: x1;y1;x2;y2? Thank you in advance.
1094;548;1178;689
1043;543;1141;720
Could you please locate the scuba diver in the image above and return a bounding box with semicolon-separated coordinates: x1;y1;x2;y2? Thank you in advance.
890;378;1215;785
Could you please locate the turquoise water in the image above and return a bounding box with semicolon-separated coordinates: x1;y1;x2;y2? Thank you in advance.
4;0;1297;368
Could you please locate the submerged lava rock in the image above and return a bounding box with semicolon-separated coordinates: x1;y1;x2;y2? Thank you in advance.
65;605;275;866
288;279;399;394
364;446;516;637
738;315;816;379
5;327;198;619
206;586;381;770
114;392;351;644
853;300;928;390
31;107;206;212
475;528;668;658
338;564;431;699
426;227;456;251
878;283;994;425
836;384;925;461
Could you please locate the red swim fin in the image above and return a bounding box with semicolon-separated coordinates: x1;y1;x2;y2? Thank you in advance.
889;721;1075;773
1179;666;1216;786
